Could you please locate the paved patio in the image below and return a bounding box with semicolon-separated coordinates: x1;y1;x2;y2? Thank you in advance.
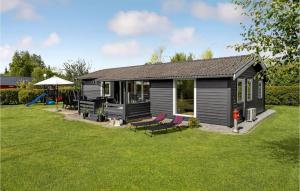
44;108;128;128
199;109;276;135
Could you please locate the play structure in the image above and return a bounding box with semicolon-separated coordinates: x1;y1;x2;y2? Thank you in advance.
25;93;48;107
26;76;74;109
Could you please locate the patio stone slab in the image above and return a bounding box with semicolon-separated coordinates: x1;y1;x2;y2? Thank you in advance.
198;109;276;135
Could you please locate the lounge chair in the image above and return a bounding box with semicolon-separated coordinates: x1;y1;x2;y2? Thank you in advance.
145;116;184;137
130;113;167;131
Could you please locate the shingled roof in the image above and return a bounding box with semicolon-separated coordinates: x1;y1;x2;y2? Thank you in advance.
78;55;258;81
0;76;32;86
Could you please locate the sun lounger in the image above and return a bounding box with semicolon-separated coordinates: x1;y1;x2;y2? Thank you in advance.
130;113;167;131
145;116;184;137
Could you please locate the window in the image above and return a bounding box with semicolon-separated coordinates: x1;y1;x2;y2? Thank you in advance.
127;81;150;103
174;80;195;117
258;80;263;99
247;79;253;101
143;81;150;102
237;79;244;103
104;82;110;96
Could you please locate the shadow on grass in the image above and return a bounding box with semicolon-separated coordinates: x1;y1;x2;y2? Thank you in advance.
263;137;299;164
144;126;190;137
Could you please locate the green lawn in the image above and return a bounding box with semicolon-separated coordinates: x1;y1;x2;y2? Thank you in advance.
1;105;299;191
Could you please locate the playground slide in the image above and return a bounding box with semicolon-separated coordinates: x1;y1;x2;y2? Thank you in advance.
25;93;48;107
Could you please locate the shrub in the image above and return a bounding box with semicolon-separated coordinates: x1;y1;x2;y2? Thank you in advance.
265;86;299;105
18;89;44;104
188;117;200;128
0;89;19;105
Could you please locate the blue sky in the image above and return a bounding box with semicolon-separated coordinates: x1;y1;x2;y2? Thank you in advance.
0;0;248;73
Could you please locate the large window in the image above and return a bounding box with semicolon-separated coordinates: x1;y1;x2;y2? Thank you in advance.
175;80;194;116
237;79;244;103
247;79;253;101
258;80;263;99
127;81;150;103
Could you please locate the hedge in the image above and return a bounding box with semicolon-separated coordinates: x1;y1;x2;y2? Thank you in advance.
265;86;299;105
0;87;75;105
0;89;19;105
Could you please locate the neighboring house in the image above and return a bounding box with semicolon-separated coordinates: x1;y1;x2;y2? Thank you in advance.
78;55;266;127
0;76;32;89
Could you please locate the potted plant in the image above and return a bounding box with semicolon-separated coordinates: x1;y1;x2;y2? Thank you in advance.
82;108;89;119
96;106;106;122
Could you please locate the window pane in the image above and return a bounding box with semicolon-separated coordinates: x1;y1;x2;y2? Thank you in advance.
237;81;243;102
258;81;263;99
143;81;150;102
135;81;142;102
104;82;110;96
176;80;194;115
247;79;252;101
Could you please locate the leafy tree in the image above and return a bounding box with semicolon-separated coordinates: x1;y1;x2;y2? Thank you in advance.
232;0;299;85
187;53;195;61
63;59;90;86
170;52;187;62
170;52;195;62
8;51;46;77
201;49;213;59
31;66;55;82
147;46;165;64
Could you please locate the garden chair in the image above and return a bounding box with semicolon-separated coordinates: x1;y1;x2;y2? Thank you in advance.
145;116;184;137
130;113;167;131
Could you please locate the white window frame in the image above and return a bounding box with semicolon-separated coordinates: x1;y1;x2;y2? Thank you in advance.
247;79;253;102
258;80;263;99
237;78;245;103
173;79;197;118
104;82;111;97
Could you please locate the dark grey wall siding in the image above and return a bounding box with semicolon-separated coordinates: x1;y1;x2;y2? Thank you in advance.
231;65;265;123
150;80;173;117
197;79;231;126
83;84;100;99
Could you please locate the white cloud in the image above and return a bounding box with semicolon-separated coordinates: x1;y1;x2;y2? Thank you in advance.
108;11;172;36
192;2;246;23
0;0;40;20
19;36;32;48
170;27;196;46
101;40;140;57
0;0;21;12
217;3;245;23
42;32;61;47
0;45;14;62
162;0;186;13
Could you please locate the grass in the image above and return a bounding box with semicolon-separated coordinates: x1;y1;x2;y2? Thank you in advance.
1;105;299;191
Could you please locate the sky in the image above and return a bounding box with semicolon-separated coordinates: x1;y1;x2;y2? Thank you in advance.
0;0;248;73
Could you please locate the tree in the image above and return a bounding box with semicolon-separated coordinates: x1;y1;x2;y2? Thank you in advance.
31;66;55;82
8;51;46;77
201;49;213;59
232;0;299;84
170;52;195;62
147;46;165;64
170;52;187;62
63;59;90;86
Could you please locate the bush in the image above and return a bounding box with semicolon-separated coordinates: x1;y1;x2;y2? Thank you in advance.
18;89;44;104
0;89;19;105
266;86;299;105
188;117;200;128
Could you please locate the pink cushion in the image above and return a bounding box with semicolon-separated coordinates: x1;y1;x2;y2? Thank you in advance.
172;116;184;125
155;113;167;122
